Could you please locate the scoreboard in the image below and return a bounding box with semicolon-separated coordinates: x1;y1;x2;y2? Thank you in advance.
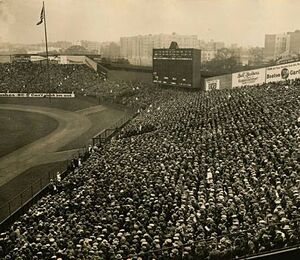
153;46;201;88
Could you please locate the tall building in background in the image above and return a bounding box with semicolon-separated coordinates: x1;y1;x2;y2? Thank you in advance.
100;42;121;60
199;40;225;51
201;50;217;63
232;47;250;66
120;33;199;66
287;30;300;54
80;41;101;54
200;40;225;63
264;33;289;61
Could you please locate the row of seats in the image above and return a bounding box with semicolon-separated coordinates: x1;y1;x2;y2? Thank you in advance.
0;80;299;259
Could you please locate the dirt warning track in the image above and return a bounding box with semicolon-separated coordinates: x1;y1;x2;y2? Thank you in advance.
0;104;107;186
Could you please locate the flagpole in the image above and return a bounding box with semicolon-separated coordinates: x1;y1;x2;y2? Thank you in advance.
42;1;51;102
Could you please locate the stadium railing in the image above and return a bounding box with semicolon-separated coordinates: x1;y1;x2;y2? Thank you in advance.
0;111;137;230
92;111;137;146
0;162;64;229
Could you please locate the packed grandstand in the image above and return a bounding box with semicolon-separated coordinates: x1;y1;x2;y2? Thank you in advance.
0;63;105;94
0;61;299;259
0;62;153;103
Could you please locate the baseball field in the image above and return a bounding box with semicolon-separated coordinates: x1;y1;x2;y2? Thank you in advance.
0;96;128;214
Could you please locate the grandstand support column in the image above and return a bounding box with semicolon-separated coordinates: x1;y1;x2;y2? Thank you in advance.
42;1;51;103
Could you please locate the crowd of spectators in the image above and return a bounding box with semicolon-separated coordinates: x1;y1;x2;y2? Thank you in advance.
0;80;299;259
85;80;156;109
0;62;156;103
0;62;104;94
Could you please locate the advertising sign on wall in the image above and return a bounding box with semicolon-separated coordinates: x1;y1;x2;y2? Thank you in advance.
205;79;220;91
232;68;266;88
0;92;75;98
266;61;300;83
12;55;31;63
30;56;46;62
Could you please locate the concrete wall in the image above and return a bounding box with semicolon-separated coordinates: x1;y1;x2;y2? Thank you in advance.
84;56;98;71
0;55;12;63
205;74;232;90
108;70;152;83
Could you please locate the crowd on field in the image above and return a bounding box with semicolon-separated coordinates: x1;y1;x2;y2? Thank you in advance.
0;80;299;259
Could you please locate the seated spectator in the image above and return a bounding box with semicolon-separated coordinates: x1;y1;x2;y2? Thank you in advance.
0;80;299;259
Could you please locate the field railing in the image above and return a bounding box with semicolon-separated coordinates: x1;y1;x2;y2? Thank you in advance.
0;160;69;227
92;111;137;146
0;111;137;230
0;148;92;229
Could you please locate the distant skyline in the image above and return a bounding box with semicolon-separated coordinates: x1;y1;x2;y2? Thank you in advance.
1;0;300;47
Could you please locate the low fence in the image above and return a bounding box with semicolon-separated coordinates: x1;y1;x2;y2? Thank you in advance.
0;162;66;226
92;111;137;146
0;147;88;227
0;111;137;229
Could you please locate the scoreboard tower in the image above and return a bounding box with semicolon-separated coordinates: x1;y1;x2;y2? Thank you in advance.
152;42;201;88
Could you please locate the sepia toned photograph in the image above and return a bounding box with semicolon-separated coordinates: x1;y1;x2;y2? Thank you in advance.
0;0;299;259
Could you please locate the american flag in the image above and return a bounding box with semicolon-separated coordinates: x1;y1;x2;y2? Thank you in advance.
36;5;44;25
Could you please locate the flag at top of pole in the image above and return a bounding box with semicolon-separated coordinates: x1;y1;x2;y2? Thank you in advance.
36;4;44;25
36;1;51;102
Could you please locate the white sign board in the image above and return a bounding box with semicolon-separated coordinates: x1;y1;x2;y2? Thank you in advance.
232;68;266;88
30;56;46;62
266;61;300;83
0;92;75;98
205;79;220;91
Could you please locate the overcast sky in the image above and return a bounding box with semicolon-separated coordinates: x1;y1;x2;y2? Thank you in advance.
1;0;300;47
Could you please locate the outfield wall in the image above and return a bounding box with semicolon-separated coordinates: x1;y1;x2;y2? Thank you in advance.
0;55;12;63
205;74;232;91
204;60;300;90
108;69;152;83
0;92;75;98
232;68;265;88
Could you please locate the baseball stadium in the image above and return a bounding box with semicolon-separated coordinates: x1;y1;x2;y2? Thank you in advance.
0;1;300;260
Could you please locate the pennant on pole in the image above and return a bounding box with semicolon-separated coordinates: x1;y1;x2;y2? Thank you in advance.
36;5;44;25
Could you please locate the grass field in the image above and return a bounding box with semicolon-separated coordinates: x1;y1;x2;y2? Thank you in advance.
0;96;128;218
0;110;58;158
59;108;125;151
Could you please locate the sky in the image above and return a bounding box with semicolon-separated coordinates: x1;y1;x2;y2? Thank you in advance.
1;0;300;47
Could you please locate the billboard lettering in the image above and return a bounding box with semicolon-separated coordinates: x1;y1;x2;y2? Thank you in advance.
205;79;220;91
0;92;75;98
232;68;265;88
266;61;300;83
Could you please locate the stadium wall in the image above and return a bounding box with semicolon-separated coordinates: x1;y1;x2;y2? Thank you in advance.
205;74;232;90
59;55;98;72
266;61;300;82
84;56;98;71
205;60;300;90
0;55;12;63
59;55;85;64
232;68;265;88
0;93;75;98
107;69;152;83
